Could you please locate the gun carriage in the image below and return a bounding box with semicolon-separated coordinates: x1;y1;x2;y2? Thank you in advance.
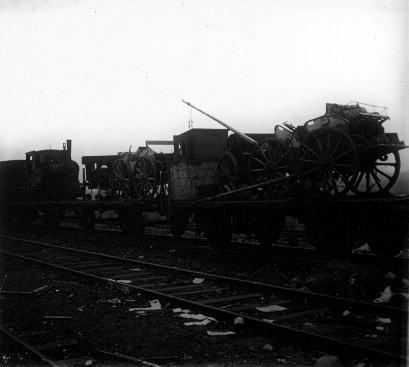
183;101;407;198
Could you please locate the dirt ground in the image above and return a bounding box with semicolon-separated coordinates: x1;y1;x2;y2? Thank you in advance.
0;255;319;366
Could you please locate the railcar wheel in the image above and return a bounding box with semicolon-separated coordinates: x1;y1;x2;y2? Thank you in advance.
120;207;145;238
252;210;284;247
216;151;239;192
170;211;189;238
351;137;400;195
366;209;407;257
133;157;158;200
300;128;357;196
304;210;355;257
248;138;293;199
112;159;132;200
204;212;232;251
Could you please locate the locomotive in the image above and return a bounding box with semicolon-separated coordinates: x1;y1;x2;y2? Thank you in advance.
0;139;81;202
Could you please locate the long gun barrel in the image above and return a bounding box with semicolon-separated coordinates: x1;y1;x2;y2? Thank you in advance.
182;100;257;145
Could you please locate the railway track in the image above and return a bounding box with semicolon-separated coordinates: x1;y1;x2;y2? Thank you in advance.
0;235;407;364
7;222;408;270
0;319;165;367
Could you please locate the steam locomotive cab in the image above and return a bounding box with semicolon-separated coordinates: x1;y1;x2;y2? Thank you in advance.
25;140;81;200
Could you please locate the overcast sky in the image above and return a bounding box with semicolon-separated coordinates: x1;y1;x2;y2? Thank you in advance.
1;0;408;168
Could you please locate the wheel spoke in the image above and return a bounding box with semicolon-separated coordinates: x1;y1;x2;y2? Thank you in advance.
332;150;351;161
328;135;344;159
303;143;321;159
370;170;383;190
374;166;392;179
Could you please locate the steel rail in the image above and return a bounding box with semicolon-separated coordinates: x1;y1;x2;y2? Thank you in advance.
0;237;406;362
0;324;58;367
0;235;404;318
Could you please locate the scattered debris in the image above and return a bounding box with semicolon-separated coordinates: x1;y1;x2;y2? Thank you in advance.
375;317;391;324
342;310;351;317
364;334;378;338
374;286;392;303
184;319;212;326
314;355;344;367
352;243;371;253
77;306;85;312
303;322;316;327
43;315;74;320
256;304;287;312
32;285;52;295
105;298;121;304
375;326;384;331
262;343;273;351
233;317;244;327
206;330;235;336
384;272;396;281
129;299;161;312
192;278;204;284
172;308;190;313
178;312;216;322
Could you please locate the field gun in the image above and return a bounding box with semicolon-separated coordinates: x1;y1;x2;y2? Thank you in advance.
182;100;293;198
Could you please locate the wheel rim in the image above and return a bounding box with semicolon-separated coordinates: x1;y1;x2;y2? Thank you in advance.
351;140;400;195
133;157;158;200
248;138;293;199
111;159;132;200
216;152;239;192
300;128;357;196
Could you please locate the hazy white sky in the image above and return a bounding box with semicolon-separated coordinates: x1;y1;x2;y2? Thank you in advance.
1;0;408;167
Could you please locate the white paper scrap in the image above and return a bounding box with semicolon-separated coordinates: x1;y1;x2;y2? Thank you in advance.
178;313;216;321
376;317;391;324
172;308;191;313
129;299;161;311
192;278;204;284
206;330;235;336
184;319;212;326
256;304;287;312
117;280;132;284
374;286;392;303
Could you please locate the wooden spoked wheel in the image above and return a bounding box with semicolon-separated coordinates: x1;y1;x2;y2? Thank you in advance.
299;128;357;196
351;137;401;195
216;151;239;192
248;138;293;199
111;159;132;200
133;157;158;200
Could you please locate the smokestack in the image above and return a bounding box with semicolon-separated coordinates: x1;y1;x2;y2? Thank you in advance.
66;139;72;160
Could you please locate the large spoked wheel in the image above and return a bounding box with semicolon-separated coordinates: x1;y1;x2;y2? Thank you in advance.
133;157;158;200
112;159;132;200
351;137;400;195
216;151;239;192
299;128;358;196
248;138;293;199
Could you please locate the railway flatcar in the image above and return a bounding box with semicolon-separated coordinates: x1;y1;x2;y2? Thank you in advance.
1;102;407;258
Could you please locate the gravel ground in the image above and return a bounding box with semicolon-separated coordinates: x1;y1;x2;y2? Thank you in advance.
1;224;407;366
0;243;319;366
11;225;409;305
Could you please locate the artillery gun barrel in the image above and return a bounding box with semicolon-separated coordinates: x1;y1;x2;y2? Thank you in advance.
182;99;257;145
